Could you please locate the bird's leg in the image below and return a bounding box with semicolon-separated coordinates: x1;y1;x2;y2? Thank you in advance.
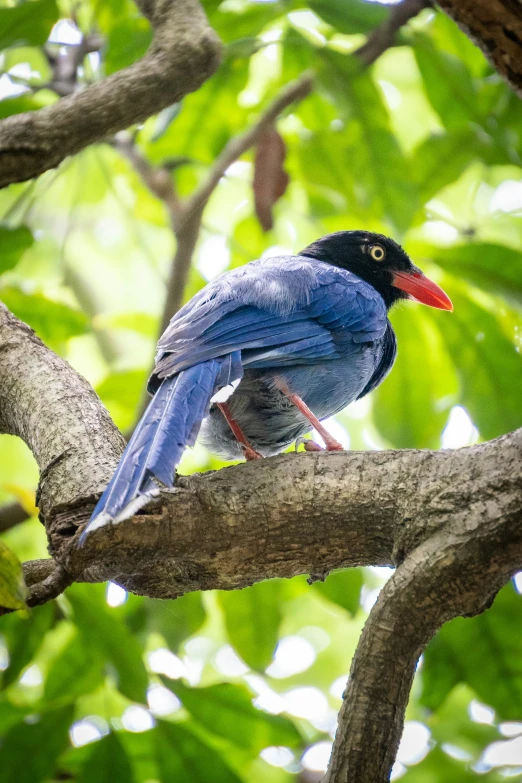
275;381;344;452
217;402;263;461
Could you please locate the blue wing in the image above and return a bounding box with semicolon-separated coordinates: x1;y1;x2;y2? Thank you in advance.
83;256;388;539
152;256;387;383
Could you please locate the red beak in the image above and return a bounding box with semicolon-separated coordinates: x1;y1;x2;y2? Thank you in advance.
392;270;453;311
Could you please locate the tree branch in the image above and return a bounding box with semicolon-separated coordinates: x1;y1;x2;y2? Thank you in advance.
0;303;125;538
323;448;522;783
355;0;432;66
0;0;431;531
436;0;522;98
0;0;222;187
185;73;313;219
0;502;31;533
116;72;314;344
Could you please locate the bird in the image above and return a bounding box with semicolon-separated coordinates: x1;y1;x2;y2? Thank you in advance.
81;230;452;540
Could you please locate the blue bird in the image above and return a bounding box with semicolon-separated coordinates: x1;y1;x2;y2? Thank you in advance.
81;231;452;539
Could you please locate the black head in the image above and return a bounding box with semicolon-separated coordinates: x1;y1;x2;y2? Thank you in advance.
300;230;452;311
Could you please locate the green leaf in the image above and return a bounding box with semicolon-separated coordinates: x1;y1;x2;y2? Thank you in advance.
0;226;33;274
105;17;152;74
143;55;250;166
0;540;28;611
0;705;73;783
67;584;148;703
374;306;457;448
433;244;522;306
318;50;418;232
421;584;522;720
218;580;283;672
44;630;105;706
1;603;54;689
401;746;503;783
146;592;206;651
155;721;243;783
436;284;522;440
413;33;478;129
0;288;88;347
0;95;47;120
206;0;283;44
309;0;387;34
96;369;148;412
164;679;302;753
312;568;363;617
94;311;158;338
413;129;493;204
0;701;29;734
427;685;499;760
78;732;135;783
0;0;59;50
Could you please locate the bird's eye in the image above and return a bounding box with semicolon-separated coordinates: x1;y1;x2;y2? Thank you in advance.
370;244;386;262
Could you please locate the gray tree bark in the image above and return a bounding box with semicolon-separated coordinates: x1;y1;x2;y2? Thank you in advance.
437;0;522;97
0;0;221;187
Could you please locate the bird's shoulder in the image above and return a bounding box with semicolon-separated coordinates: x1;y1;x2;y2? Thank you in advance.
169;255;383;318
157;255;387;354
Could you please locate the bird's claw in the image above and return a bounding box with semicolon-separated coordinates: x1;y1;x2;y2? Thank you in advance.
295;437;344;453
295;437;324;452
242;445;263;460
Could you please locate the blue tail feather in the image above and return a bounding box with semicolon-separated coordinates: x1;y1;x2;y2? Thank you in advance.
80;355;242;542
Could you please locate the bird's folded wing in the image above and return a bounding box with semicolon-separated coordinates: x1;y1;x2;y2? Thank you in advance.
154;257;388;379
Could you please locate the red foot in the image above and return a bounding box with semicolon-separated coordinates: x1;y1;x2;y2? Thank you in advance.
296;437;323;452
296;437;344;453
217;402;263;461
324;439;344;451
242;445;263;461
275;380;345;454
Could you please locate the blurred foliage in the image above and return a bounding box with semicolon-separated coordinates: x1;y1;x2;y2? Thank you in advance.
0;0;522;780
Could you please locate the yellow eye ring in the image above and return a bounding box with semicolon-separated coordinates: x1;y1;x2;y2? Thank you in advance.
370;244;385;261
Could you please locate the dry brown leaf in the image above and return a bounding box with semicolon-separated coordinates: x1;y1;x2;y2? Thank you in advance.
253;126;290;232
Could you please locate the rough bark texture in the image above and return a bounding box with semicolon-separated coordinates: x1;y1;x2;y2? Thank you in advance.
0;303;125;531
324;429;522;782
438;0;522;96
0;0;221;187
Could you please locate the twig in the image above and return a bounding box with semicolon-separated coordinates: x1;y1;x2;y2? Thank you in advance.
0;559;72;615
186;73;314;218
44;33;104;96
24;560;72;606
0;0;222;187
0;502;31;533
113;132;183;219
355;0;432;66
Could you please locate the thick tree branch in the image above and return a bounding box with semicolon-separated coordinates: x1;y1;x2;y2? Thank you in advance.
324;431;522;783
0;303;125;540
1;302;521;597
437;0;522;98
0;0;222;187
